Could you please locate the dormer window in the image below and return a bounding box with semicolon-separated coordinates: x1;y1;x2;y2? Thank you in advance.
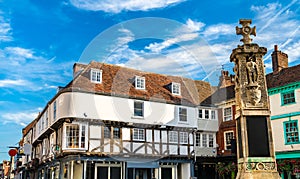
171;82;181;95
90;69;102;83
135;76;145;90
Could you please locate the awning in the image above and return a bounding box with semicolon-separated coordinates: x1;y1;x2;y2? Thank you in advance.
127;161;159;168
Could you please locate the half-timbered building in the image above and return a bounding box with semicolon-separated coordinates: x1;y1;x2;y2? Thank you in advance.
20;61;214;179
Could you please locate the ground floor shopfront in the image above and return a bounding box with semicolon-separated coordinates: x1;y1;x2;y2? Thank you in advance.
17;156;194;179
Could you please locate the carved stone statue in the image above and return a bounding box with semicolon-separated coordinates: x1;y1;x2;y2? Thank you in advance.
246;55;258;84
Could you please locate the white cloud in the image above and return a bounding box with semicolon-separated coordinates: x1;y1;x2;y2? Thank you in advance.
0;12;12;42
202;24;234;40
285;40;300;62
69;0;185;13
2;110;38;127
0;79;29;87
145;33;198;53
0;46;73;91
185;18;205;32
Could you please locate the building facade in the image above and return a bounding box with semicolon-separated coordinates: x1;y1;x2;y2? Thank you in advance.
267;45;300;179
18;61;215;179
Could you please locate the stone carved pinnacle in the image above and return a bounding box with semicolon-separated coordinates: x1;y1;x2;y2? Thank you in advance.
236;19;256;44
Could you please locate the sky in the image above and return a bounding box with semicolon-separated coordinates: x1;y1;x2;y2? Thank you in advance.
0;0;299;161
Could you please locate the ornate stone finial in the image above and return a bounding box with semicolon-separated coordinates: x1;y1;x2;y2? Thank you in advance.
236;19;256;44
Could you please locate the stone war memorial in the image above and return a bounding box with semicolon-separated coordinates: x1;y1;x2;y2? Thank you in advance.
230;19;281;179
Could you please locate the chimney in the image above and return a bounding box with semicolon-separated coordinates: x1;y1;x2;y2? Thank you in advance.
271;45;288;73
73;63;87;78
218;70;235;88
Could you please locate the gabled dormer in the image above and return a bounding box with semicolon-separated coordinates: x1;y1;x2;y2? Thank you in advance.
134;76;145;90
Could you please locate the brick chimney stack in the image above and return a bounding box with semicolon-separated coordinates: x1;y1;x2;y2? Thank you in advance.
218;70;235;88
271;45;288;73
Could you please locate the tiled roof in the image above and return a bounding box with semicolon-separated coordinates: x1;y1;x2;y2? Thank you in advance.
201;85;235;105
266;64;300;89
67;61;215;106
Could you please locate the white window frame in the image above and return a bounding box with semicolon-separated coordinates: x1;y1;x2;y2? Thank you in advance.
204;109;209;119
223;107;232;121
196;133;215;147
171;82;181;95
202;134;208;147
90;68;102;83
135;76;145;90
179;107;187;122
211;110;216;120
169;131;178;143
63;123;88;150
133;101;144;118
196;133;201;146
198;109;203;119
179;132;188;144
208;134;214;147
224;130;234;150
133;128;145;141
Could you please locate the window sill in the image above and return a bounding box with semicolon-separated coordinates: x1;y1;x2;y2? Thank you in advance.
91;81;102;84
285;142;300;145
281;102;296;106
131;116;144;119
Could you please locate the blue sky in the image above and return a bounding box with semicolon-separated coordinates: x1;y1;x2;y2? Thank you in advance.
0;0;299;161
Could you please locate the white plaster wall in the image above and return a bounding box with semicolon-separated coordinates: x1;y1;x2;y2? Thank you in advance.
146;129;152;142
169;145;177;154
52;92;197;128
271;117;300;152
180;146;188;155
89;125;101;138
197;119;218;132
154;130;160;142
269;88;300;116
122;128;130;140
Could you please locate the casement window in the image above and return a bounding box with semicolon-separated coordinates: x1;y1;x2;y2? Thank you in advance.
196;133;215;147
113;128;120;139
205;109;209;119
104;127;111;139
211;110;216;120
202;134;207;147
53;101;57;120
281;91;296;105
135;76;145;90
208;134;214;147
196;133;201;146
171;82;181;95
224;131;234;150
179;107;187;122
64;123;87;149
198;109;203;119
104;127;120;139
169;131;178;143
133;128;145;141
179;132;188;144
223;107;232;121
90;69;102;83
284;120;299;144
134;101;144;117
